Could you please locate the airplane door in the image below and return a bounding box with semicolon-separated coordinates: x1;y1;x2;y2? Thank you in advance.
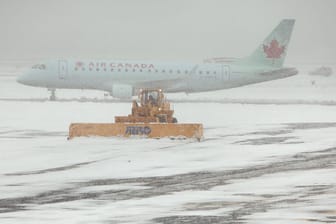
187;65;199;93
58;60;68;80
221;64;230;81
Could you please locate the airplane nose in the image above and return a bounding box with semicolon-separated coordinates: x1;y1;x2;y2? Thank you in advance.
16;73;26;84
16;72;32;85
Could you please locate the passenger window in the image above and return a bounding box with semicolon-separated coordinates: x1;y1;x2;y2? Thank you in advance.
32;64;46;70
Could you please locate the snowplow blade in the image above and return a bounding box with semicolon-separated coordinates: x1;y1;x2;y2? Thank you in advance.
68;123;203;141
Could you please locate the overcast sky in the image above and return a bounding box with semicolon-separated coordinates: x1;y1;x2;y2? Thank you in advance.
0;0;335;64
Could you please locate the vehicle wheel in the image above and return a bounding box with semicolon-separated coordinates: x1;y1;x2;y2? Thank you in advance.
158;115;167;123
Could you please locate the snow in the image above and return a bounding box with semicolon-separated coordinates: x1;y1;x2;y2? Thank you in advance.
0;64;336;223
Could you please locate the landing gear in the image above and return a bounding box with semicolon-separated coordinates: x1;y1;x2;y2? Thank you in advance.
104;92;109;100
48;88;56;101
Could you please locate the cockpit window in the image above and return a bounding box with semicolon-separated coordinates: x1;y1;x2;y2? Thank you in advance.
32;64;46;70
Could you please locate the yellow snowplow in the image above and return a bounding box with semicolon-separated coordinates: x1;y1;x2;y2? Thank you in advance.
68;89;203;141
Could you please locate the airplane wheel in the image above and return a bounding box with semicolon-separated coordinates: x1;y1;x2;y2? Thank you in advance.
50;95;56;101
49;89;56;101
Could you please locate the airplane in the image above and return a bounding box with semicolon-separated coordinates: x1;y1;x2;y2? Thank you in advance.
17;19;298;100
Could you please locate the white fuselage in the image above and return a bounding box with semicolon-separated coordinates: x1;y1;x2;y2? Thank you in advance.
17;59;297;98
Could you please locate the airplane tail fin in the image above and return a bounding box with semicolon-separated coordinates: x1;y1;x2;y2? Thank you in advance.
241;19;295;68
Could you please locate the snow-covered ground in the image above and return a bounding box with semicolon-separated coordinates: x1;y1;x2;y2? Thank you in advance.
0;64;336;223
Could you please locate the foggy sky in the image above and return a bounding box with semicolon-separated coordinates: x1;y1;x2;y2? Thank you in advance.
0;0;335;64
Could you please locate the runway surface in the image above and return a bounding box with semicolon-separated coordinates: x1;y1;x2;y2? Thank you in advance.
0;65;336;223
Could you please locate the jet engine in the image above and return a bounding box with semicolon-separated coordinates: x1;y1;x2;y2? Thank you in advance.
111;84;134;99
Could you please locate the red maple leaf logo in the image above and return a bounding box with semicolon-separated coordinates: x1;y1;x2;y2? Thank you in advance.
263;39;285;59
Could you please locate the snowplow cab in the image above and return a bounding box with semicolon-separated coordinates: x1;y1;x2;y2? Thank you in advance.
115;89;177;123
140;89;163;107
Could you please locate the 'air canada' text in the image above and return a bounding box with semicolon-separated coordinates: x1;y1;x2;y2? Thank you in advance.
75;61;155;70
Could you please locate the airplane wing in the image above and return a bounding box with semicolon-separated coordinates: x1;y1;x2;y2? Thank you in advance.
133;64;199;92
134;78;186;91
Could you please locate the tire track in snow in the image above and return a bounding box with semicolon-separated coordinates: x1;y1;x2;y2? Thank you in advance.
0;147;335;216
